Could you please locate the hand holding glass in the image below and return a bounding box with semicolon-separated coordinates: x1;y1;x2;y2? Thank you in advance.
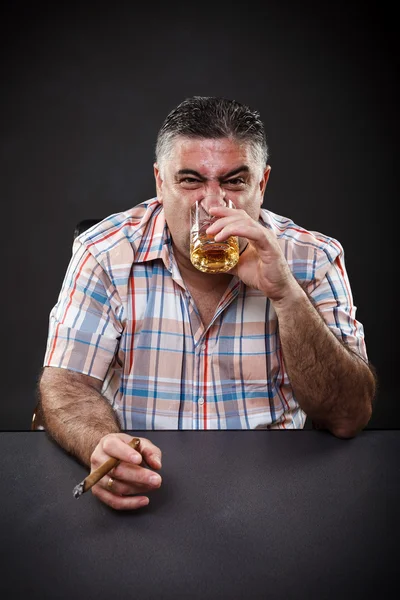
190;197;239;274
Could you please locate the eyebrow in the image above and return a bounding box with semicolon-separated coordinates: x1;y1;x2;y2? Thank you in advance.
176;166;250;180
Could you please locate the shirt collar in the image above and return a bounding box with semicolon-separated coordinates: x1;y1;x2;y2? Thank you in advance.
133;200;173;272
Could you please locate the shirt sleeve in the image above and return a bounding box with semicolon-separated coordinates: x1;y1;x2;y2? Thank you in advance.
43;239;123;381
308;237;368;362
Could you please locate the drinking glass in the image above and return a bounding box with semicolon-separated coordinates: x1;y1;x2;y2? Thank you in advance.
190;196;239;274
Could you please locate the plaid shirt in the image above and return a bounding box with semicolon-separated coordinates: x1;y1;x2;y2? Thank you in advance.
44;198;368;430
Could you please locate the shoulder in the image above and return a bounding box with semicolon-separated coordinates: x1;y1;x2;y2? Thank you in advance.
259;208;343;263
74;198;163;260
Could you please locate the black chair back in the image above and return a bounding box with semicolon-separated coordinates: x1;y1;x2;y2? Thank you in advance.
73;218;102;239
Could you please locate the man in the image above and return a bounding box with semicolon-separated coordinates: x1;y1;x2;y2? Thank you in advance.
38;96;376;510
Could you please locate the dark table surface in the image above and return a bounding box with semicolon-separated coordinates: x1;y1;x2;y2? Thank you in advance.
1;430;399;600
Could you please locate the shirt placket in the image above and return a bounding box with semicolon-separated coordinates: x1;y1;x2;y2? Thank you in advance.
187;281;242;430
169;241;242;429
182;290;207;430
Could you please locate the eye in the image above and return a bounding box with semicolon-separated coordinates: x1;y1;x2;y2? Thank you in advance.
179;177;202;188
224;178;246;187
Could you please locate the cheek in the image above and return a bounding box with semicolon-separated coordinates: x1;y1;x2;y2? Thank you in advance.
165;193;197;217
235;197;261;220
164;204;191;232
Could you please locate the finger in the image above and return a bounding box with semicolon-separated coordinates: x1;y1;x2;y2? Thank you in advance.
111;462;162;489
106;478;152;496
100;473;160;497
138;438;163;470
91;433;142;468
96;433;143;467
213;221;266;246
208;205;236;217
206;212;244;234
91;484;150;511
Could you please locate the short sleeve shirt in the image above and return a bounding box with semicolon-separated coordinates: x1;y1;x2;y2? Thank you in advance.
43;198;368;430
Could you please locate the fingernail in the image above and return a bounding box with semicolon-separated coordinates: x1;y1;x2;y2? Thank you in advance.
130;453;141;464
139;498;149;507
149;474;161;486
152;455;161;467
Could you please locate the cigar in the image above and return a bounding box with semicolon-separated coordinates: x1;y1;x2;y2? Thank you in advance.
72;437;141;499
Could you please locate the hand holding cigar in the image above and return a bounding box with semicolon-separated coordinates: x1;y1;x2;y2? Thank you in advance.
73;437;141;499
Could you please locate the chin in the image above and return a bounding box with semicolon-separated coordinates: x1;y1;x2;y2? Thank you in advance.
171;237;190;256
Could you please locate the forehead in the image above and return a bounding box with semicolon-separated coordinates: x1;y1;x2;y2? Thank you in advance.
167;137;254;174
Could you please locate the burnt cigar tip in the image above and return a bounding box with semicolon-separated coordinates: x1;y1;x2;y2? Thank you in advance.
73;482;84;499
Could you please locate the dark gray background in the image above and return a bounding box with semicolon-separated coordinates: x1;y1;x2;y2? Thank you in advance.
1;1;397;430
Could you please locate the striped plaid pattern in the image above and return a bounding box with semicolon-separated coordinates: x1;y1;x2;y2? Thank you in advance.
44;198;368;430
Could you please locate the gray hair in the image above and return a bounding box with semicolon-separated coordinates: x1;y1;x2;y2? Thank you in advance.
155;96;268;174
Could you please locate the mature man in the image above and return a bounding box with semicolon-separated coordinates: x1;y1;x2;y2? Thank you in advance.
38;96;376;510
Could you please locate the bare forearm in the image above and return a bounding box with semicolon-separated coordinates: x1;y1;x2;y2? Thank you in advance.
38;367;121;465
273;285;376;437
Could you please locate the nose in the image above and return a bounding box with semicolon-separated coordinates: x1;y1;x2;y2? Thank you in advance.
200;187;226;212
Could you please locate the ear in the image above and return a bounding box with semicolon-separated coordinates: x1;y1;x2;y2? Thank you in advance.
153;163;163;204
259;165;271;204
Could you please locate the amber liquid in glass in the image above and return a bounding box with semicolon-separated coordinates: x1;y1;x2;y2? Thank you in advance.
190;232;239;273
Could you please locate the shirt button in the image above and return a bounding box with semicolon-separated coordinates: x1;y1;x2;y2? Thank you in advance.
198;397;205;405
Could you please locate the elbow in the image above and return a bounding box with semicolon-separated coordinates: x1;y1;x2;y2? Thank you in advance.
331;366;376;439
330;426;359;440
330;403;373;440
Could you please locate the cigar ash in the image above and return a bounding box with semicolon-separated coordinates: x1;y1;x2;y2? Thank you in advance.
73;481;84;499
